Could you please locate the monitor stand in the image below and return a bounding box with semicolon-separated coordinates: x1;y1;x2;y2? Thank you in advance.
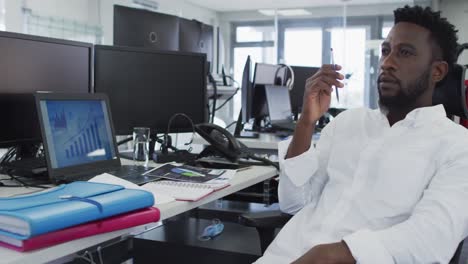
234;110;259;139
236;131;259;139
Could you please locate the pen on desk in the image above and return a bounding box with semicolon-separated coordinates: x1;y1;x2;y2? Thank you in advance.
330;48;340;102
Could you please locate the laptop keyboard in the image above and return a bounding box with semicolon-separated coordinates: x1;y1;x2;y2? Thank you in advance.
107;165;159;185
107;165;148;177
272;121;296;131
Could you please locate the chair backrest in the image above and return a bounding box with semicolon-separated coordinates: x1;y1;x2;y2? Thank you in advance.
432;63;468;119
450;239;466;264
433;43;468;119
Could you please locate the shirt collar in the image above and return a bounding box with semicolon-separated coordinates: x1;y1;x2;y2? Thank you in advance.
377;104;447;127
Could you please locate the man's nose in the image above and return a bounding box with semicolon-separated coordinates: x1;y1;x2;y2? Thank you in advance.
380;53;398;72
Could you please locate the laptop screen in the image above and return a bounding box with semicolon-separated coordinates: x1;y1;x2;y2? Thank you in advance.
38;99;117;169
265;85;293;122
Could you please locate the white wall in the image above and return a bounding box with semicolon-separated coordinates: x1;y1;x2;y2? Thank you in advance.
4;0;100;33
440;0;468;64
3;0;219;45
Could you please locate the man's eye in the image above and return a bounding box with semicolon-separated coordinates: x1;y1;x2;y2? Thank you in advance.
381;48;390;55
400;49;413;56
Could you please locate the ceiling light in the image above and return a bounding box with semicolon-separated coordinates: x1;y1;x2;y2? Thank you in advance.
278;9;311;16
258;9;275;16
258;9;311;17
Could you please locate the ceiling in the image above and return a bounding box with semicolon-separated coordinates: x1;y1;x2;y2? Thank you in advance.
186;0;413;12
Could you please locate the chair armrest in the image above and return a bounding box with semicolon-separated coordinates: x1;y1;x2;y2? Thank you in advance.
238;210;292;229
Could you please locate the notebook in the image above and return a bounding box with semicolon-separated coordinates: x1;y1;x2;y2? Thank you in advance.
143;164;226;183
35;93;156;185
143;180;228;202
0;181;154;239
142;169;235;201
0;207;160;252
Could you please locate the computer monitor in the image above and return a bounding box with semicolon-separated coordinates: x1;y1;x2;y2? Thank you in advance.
0;31;93;148
250;63;287;122
265;85;293;122
113;5;179;51
179;18;214;66
35;93;119;180
94;45;207;135
288;66;320;115
253;63;286;85
240;56;253;124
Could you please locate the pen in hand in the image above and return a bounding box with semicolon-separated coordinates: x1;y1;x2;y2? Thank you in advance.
330;48;340;103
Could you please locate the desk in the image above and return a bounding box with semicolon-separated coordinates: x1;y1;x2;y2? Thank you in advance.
207;85;238;100
194;132;320;154
194;133;285;151
0;164;277;264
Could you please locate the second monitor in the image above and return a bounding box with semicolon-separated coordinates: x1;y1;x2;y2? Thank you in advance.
94;45;207;136
288;66;320;116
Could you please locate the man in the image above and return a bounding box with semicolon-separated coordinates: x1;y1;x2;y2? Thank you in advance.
255;5;468;264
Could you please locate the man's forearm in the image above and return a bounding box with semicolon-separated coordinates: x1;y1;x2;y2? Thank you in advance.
286;118;316;159
292;241;355;264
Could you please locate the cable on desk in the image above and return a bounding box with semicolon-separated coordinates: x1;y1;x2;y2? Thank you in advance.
215;87;240;111
225;121;237;129
4;169;49;189
244;153;279;171
0;147;16;165
116;136;133;146
208;73;217;123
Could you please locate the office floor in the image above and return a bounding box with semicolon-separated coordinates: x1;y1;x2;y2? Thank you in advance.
133;216;262;264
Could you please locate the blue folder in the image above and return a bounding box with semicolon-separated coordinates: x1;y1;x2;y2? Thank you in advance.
0;181;154;240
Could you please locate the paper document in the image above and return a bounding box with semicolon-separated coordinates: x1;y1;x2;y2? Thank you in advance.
89;173;176;205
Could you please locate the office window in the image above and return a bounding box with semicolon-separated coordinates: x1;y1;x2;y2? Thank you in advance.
330;27;367;108
23;9;102;44
0;0;5;31
231;16;390;111
232;46;275;119
236;26;275;42
232;23;275;80
382;25;392;39
284;27;322;67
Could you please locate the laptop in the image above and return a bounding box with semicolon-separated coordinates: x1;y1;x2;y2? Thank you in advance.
35;92;157;184
264;85;296;132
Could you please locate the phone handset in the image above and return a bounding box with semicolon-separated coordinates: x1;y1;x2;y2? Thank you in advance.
194;123;248;162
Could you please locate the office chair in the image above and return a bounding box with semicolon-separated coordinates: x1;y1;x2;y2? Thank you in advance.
239;46;468;262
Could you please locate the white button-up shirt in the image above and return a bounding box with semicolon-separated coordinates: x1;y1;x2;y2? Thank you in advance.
255;105;468;264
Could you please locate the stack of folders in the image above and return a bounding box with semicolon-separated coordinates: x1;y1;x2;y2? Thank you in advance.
0;181;160;252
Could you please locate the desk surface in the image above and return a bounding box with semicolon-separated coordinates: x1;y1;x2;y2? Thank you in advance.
0;164;277;264
194;132;286;150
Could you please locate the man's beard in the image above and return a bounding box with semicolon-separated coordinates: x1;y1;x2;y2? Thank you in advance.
378;68;431;109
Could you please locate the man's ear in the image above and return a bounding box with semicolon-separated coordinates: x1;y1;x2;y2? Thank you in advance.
432;61;449;83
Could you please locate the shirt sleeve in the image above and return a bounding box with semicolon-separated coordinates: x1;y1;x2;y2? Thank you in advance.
278;120;336;214
343;142;468;264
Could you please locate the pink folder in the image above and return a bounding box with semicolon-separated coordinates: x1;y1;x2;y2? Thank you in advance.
0;207;160;252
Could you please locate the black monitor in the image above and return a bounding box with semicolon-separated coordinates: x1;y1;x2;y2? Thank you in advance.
288;66;320;116
94;45;207;135
0;31;93;148
240;56;253;124
113;5;179;51
179;18;213;66
250;63;287;122
253;63;286;85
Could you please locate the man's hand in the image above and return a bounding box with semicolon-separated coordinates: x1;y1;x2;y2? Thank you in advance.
291;241;355;264
300;64;344;126
285;64;344;159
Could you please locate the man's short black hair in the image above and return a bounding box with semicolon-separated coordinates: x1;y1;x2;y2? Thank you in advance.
394;5;459;66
